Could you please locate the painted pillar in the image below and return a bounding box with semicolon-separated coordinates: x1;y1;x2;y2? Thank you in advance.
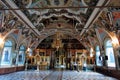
100;47;107;67
0;45;4;66
112;45;119;70
15;48;19;66
25;50;29;71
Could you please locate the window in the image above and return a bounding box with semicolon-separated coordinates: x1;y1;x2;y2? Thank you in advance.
105;39;115;67
95;46;102;66
18;45;25;65
1;40;13;65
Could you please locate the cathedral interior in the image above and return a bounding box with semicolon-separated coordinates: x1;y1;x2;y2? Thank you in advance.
0;0;120;80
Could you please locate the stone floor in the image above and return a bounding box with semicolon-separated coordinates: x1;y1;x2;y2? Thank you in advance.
0;70;118;80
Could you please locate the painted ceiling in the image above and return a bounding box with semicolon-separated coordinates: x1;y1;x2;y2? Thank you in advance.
12;0;99;32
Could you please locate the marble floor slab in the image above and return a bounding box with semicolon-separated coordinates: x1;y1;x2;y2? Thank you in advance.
0;70;118;80
43;71;62;80
62;71;118;80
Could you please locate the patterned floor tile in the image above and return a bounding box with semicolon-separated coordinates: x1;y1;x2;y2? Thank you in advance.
0;70;118;80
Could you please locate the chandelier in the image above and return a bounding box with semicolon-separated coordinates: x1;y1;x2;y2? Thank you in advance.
52;32;63;50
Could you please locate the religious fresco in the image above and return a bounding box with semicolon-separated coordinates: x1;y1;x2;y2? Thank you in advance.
4;12;18;29
108;0;120;6
1;0;117;51
104;1;120;51
112;11;120;44
31;0;48;10
1;1;120;75
29;0;98;12
87;34;97;47
81;38;91;50
0;4;19;35
28;0;88;14
10;30;20;40
112;12;120;28
21;27;31;37
0;10;5;34
96;10;113;31
90;9;115;46
98;28;106;40
0;2;37;45
11;0;100;34
81;28;97;48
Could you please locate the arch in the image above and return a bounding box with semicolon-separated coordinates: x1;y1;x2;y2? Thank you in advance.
2;29;17;40
1;39;15;66
31;29;87;50
18;36;30;48
4;36;17;53
101;29;119;48
2;31;18;51
4;40;12;46
104;39;116;67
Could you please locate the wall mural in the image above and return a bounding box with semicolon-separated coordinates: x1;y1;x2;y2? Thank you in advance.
112;11;120;44
21;27;30;37
87;36;97;47
0;11;5;34
112;12;120;27
10;30;19;40
89;9;115;48
4;13;18;29
11;0;100;38
29;0;88;13
97;11;113;31
95;27;106;46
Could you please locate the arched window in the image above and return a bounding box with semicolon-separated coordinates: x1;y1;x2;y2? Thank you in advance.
1;40;13;65
18;45;26;65
95;46;102;66
105;39;115;67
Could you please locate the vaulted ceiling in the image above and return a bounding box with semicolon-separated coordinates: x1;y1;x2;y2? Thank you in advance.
0;0;119;50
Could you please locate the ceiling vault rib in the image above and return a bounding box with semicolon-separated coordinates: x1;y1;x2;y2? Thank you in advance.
2;0;40;37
